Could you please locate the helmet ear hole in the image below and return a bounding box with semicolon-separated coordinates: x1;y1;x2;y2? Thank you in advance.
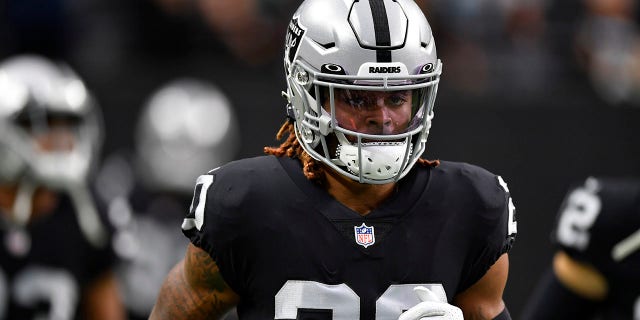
321;64;346;75
420;63;434;74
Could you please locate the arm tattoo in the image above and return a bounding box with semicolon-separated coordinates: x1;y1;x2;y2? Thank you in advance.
185;246;229;292
150;245;238;319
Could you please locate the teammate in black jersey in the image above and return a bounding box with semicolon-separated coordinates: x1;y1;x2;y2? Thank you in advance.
95;78;240;320
151;0;518;319
0;55;125;320
521;177;640;319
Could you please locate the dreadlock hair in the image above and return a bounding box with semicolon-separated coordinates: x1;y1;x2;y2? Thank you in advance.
264;119;326;184
264;120;440;184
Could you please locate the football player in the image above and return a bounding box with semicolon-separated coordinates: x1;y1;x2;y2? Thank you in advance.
0;55;125;319
94;78;240;320
521;177;640;319
150;0;518;319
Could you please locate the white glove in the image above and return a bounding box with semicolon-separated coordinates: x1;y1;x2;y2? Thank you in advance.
397;286;464;320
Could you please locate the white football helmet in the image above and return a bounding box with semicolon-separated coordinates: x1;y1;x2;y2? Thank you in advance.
0;54;103;188
283;0;442;184
134;78;239;194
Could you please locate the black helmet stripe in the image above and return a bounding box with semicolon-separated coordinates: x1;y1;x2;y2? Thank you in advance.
368;0;392;62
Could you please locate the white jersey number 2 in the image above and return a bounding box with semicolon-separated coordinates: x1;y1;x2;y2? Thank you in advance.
0;266;79;320
556;178;602;251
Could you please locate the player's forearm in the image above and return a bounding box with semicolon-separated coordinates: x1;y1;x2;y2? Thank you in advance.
149;261;231;320
454;254;510;320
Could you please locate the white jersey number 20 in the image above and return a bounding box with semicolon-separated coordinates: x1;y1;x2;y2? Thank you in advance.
275;280;448;320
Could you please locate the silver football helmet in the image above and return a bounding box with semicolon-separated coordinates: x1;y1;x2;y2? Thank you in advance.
283;0;442;184
0;54;103;188
134;78;239;194
0;54;107;248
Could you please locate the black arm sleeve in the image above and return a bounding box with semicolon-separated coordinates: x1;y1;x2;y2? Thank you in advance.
520;268;602;320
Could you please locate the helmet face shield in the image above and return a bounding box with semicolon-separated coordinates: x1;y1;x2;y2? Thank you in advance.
8;102;101;189
284;0;441;184
289;59;441;184
323;85;437;139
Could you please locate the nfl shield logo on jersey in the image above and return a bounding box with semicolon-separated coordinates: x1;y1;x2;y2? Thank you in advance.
354;223;375;248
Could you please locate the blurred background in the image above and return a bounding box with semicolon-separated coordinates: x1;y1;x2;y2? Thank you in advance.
1;0;639;317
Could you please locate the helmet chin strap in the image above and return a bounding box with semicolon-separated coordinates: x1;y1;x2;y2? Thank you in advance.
68;183;107;249
13;178;36;226
332;131;411;181
11;177;107;249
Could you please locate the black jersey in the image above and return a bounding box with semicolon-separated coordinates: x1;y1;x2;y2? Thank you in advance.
0;193;115;320
553;177;640;319
183;155;517;320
